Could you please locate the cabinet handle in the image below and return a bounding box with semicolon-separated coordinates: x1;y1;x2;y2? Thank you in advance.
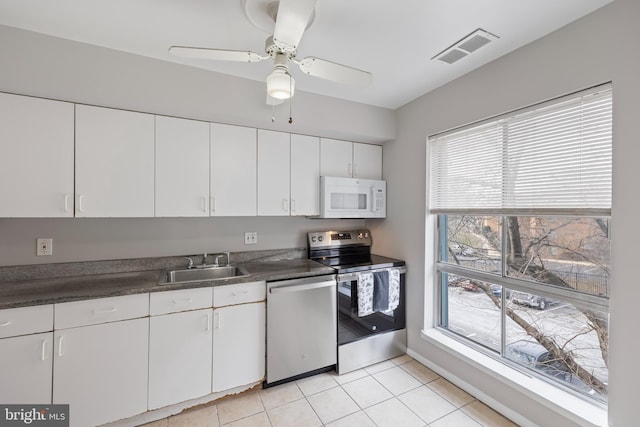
78;195;85;213
58;336;64;357
41;339;49;361
354;163;359;177
210;197;216;213
282;198;289;212
172;298;193;306
232;290;249;297
214;312;221;329
201;197;207;213
64;195;71;213
92;306;118;315
291;199;296;212
348;163;353;176
206;312;212;331
0;320;11;327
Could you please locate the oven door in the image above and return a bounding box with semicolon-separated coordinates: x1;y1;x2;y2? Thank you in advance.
337;267;406;345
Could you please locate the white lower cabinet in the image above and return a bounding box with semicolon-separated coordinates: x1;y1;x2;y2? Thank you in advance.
0;304;54;404
0;332;53;404
6;281;268;425
213;302;265;392
148;309;213;409
53;319;148;427
53;295;149;427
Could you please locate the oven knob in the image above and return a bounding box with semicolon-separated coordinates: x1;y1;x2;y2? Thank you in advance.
318;236;324;242
311;236;316;242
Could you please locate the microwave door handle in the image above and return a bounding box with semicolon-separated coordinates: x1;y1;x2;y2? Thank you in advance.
370;187;375;212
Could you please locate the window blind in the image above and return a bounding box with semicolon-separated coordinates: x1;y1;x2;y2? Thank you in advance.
429;84;612;215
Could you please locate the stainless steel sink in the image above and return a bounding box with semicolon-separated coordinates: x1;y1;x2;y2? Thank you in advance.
159;265;250;284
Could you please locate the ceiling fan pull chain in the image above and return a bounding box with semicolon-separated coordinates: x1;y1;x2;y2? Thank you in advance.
272;104;276;123
289;77;293;124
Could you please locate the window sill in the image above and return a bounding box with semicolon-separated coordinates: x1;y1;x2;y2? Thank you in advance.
420;328;607;427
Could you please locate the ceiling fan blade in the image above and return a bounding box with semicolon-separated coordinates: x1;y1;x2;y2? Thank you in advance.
169;46;265;63
297;57;373;87
273;0;317;52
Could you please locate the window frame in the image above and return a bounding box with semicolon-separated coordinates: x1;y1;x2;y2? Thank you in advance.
428;83;612;404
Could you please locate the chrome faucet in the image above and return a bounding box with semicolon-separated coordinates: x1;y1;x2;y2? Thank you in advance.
184;257;194;269
194;252;231;268
212;252;231;267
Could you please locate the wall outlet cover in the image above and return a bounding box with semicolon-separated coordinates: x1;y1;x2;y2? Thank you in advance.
244;232;257;245
37;238;53;256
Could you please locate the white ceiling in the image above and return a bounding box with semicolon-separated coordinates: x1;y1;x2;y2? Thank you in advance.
0;0;612;109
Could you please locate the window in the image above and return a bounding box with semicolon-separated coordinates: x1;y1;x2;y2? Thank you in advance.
428;84;612;403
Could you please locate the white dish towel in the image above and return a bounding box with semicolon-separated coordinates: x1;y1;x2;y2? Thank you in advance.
357;271;375;317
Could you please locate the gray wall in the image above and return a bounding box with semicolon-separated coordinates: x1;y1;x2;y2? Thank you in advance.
0;24;392;266
372;0;637;425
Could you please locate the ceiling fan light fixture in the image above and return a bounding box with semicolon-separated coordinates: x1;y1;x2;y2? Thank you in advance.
267;67;295;99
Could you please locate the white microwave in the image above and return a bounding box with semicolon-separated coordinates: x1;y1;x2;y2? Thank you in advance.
319;176;386;218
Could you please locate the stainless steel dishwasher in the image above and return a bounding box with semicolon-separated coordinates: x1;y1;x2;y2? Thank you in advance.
266;274;337;385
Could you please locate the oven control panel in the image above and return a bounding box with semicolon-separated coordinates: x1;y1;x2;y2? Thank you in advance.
308;230;372;248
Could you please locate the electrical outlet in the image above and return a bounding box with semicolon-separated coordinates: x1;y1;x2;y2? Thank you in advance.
37;238;53;256
244;232;257;245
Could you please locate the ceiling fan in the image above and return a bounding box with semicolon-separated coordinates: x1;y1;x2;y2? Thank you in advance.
168;0;372;105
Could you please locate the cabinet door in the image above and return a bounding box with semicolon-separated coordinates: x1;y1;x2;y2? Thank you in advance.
155;116;210;217
53;318;148;427
210;123;257;216
257;130;290;216
75;105;155;217
0;332;53;404
353;143;382;180
148;309;213;409
320;138;353;178
0;93;74;217
213;303;265;392
290;134;320;216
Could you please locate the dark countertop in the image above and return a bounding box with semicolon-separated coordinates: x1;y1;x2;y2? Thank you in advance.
0;258;335;310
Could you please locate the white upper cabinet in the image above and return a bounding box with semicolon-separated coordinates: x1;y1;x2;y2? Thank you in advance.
320;138;352;178
210;123;257;216
320;138;382;180
75;105;155;217
290;134;320;216
353;142;383;180
257;130;290;216
155;116;210;217
0;93;74;217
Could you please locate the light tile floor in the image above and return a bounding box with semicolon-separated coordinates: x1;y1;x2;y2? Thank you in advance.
140;355;518;427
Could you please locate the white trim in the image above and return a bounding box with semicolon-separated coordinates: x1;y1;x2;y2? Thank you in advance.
417;328;608;427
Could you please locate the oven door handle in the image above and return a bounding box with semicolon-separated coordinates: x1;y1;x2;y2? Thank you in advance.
338;266;406;282
269;280;336;294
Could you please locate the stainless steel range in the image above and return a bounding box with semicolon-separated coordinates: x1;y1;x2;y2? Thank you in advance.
308;229;407;374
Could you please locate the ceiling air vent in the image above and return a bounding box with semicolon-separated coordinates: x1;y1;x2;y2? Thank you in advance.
432;28;499;64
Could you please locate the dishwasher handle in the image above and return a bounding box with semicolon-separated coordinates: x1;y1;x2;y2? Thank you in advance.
269;277;336;294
